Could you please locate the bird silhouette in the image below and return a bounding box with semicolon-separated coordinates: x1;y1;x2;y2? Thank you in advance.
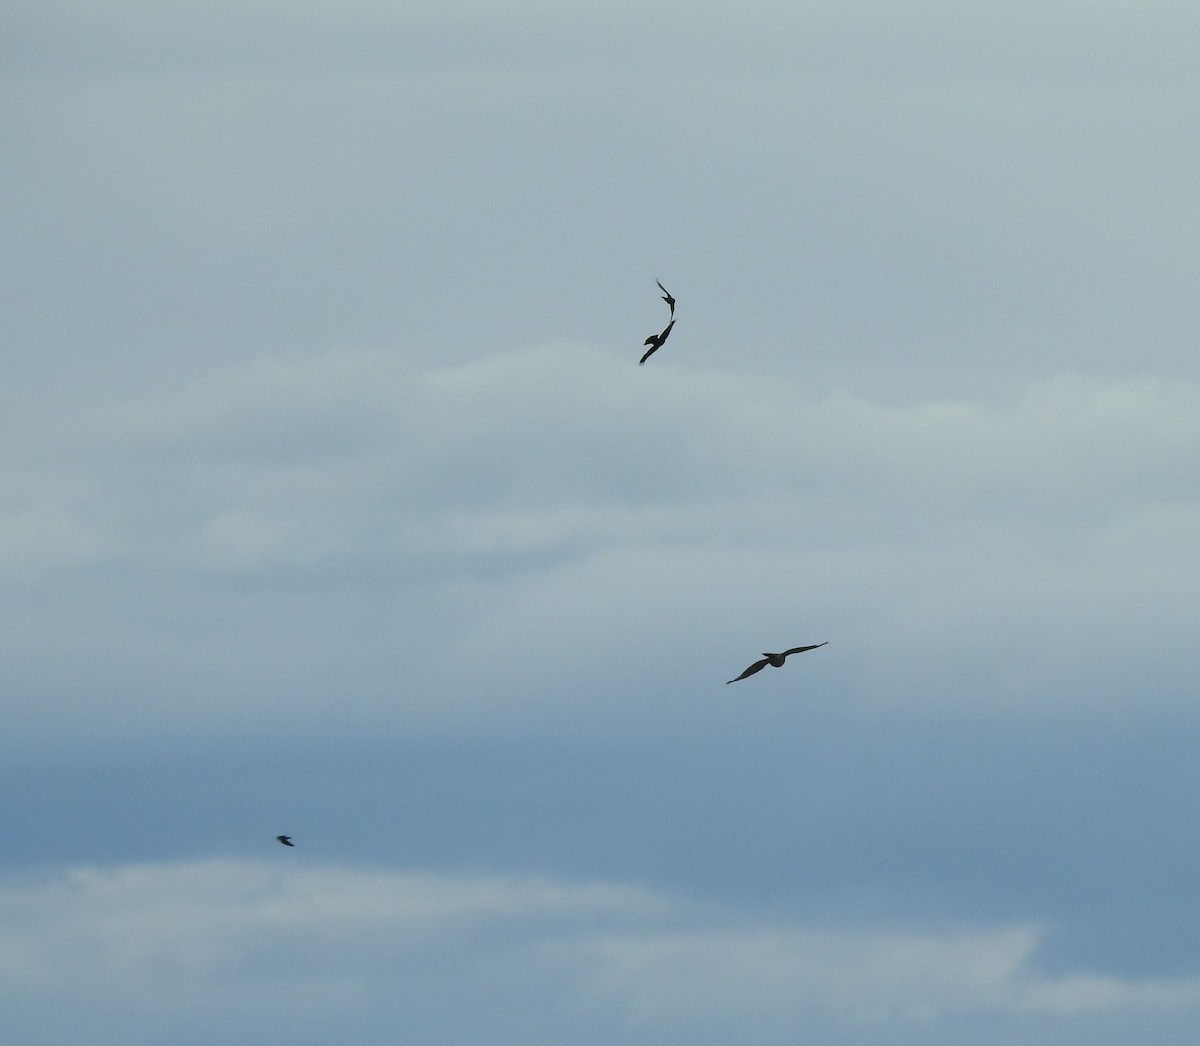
726;642;828;683
276;835;294;846
639;318;675;364
656;279;676;317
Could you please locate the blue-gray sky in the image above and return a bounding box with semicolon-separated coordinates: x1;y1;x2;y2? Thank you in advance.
5;1;1200;1042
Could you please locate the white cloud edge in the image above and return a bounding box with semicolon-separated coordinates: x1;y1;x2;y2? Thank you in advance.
5;343;1200;580
2;857;1197;1027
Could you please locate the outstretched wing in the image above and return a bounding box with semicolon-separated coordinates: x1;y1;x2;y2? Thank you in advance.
639;343;659;365
781;642;828;658
656;279;676;313
658;318;675;343
726;657;771;684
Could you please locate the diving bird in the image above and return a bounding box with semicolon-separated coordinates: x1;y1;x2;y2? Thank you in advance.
656;279;676;317
276;835;294;847
639;318;675;364
726;642;828;684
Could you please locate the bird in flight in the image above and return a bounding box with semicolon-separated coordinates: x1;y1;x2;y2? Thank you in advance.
656;279;676;317
726;642;828;684
640;318;676;364
276;835;294;847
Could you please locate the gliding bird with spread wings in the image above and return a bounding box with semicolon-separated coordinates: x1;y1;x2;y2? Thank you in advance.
726;642;828;684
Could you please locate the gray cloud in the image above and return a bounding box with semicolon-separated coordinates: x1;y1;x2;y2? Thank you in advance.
2;345;1199;758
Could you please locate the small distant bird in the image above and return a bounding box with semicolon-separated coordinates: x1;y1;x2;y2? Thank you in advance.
656;279;676;317
726;642;828;684
639;318;675;365
276;835;294;847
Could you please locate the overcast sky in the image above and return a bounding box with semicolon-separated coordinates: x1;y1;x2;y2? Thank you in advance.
5;1;1200;1042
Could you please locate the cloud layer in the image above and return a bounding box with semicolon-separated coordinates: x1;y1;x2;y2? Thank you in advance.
3;346;1199;751
4;859;1198;1045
